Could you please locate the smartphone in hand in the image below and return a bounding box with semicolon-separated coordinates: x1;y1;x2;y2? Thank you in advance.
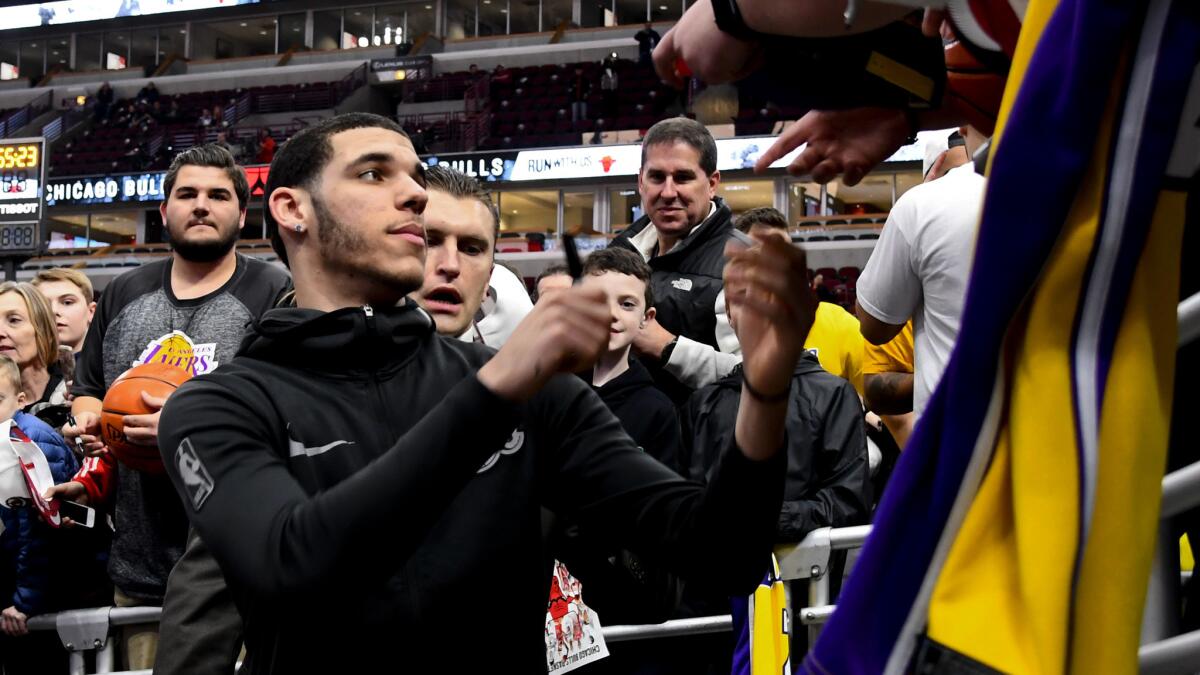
58;500;95;528
728;228;756;250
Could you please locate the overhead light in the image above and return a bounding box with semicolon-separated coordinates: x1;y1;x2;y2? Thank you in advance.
659;4;667;9
357;36;369;47
483;0;490;3
293;27;301;32
179;29;187;34
354;11;361;15
259;30;268;35
425;5;432;9
500;7;507;12
239;21;247;27
51;50;58;56
30;43;37;47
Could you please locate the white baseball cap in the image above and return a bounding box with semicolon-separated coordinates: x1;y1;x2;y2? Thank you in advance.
923;134;951;178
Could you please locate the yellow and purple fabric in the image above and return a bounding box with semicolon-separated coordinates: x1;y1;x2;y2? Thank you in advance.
804;1;1199;673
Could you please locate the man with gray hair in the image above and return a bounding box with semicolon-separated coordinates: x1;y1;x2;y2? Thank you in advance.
610;116;740;402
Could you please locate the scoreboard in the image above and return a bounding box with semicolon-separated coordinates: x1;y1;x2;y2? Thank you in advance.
0;137;44;257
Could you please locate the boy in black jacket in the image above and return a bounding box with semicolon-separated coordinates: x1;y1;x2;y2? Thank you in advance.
581;248;681;471
554;248;684;641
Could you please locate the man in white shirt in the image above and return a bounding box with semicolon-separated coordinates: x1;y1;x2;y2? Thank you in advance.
855;127;987;417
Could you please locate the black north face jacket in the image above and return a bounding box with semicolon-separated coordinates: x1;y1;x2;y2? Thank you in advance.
610;197;734;352
158;301;786;674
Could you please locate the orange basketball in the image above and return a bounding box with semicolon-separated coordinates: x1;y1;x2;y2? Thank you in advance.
101;363;193;473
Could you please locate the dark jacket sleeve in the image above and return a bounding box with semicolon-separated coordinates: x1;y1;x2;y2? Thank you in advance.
11;507;50;614
9;418;81;615
155;530;243;675
158;374;521;597
776;381;872;542
537;376;785;597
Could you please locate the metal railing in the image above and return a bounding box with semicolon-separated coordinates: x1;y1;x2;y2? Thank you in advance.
395;111;485;153
26;606;160;675
400;72;486;104
26;604;733;674
776;524;871;645
0;91;52;138
1140;289;1200;674
250;67;367;115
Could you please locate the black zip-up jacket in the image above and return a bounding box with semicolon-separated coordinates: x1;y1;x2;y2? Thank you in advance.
592;357;681;472
610;197;734;354
158;302;786;673
682;352;872;542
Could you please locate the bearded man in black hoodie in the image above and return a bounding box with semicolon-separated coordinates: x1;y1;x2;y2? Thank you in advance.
157;112;818;674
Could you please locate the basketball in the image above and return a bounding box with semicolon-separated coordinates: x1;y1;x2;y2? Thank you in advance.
101;363;193;473
944;42;1006;136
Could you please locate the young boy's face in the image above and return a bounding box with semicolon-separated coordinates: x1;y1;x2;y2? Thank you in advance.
36;280;96;351
0;381;26;423
581;271;653;354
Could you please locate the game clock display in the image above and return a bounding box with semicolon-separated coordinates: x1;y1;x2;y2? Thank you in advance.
0;143;39;169
0;137;45;253
0;223;37;251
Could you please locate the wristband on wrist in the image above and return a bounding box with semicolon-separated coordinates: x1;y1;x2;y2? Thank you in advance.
710;0;760;41
742;373;790;403
658;337;679;368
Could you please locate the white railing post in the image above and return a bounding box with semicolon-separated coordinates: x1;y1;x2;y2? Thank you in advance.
1141;520;1181;646
807;569;829;645
68;652;86;675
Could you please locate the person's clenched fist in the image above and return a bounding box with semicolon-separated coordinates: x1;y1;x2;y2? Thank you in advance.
477;285;611;401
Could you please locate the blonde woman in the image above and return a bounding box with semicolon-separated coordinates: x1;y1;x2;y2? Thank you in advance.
0;282;69;422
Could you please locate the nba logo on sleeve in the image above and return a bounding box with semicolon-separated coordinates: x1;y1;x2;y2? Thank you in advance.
176;438;215;511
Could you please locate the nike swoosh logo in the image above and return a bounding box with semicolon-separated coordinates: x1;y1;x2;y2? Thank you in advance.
288;439;355;458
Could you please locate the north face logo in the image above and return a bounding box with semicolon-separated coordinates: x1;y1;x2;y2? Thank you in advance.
671;278;693;292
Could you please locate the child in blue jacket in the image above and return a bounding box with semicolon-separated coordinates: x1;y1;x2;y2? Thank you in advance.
0;356;78;674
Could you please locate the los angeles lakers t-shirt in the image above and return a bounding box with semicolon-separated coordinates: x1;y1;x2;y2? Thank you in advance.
804;302;865;397
73;253;290;601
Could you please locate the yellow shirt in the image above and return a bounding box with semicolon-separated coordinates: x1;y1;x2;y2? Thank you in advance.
863;320;916;448
804;302;864;396
864;320;915;375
